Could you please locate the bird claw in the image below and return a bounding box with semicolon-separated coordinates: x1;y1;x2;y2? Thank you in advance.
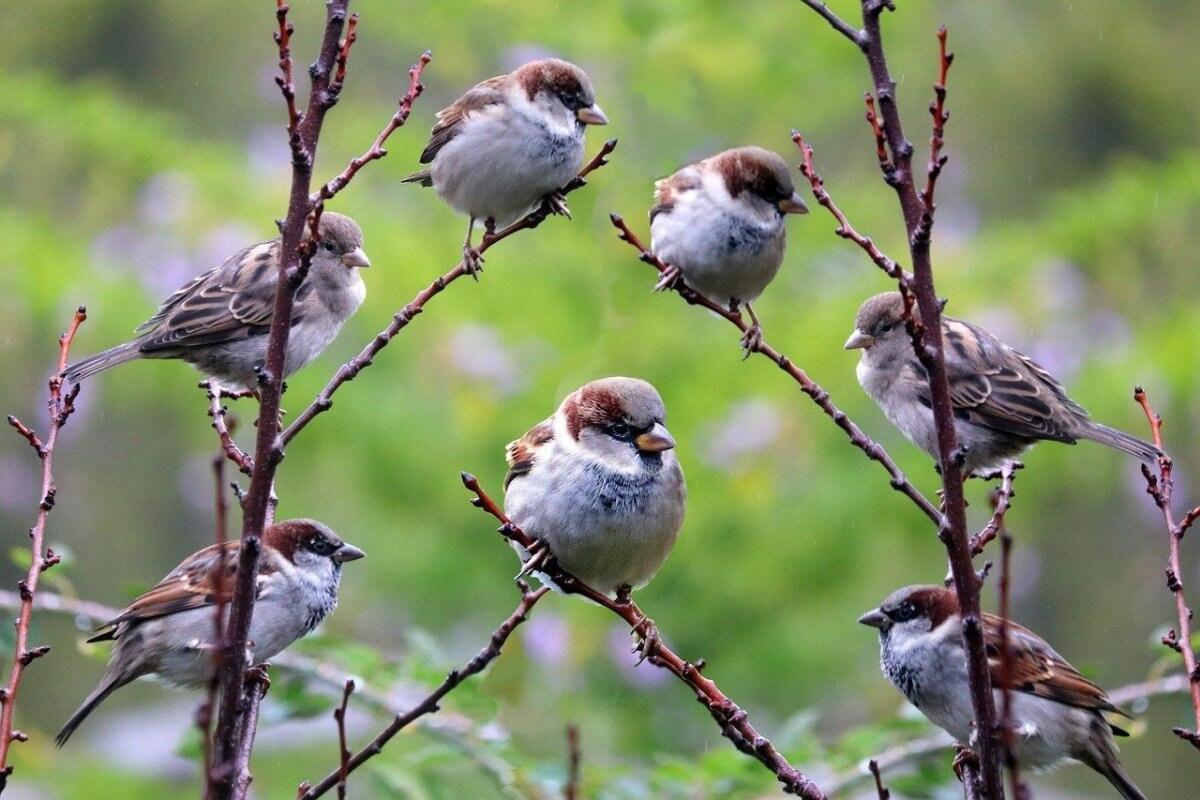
951;744;979;783
462;245;485;280
544;191;571;219
740;323;762;360
653;265;681;293
631;618;660;665
515;539;552;580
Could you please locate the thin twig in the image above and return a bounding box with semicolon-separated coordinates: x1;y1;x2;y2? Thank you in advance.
297;582;550;800
283;140;618;445
867;759;891;799
458;474;829;799
564;725;581;800
334;680;355;799
0;305;86;790
797;0;864;47
997;528;1030;799
203;382;254;476
609;213;943;529
970;462;1022;556
915;26;953;245
231;665;271;800
200;454;232;799
1134;386;1200;748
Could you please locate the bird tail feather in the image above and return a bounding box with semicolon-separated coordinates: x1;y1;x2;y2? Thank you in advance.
55;672;128;746
1099;760;1148;800
61;342;141;385
401;170;433;187
1082;421;1162;464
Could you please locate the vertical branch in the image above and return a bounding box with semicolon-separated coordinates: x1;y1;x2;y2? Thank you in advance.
867;759;891;800
200;455;231;799
564;725;581;800
335;680;355;800
231;666;271;800
1133;387;1200;748
211;2;353;795
0;306;86;790
997;523;1030;798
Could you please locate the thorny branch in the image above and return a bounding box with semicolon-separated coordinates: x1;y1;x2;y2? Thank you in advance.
296;581;550;800
282;140;617;446
0;306;86;791
459;474;829;799
970;463;1021;557
1134;386;1200;748
203;383;254;476
794;4;1005;794
609;213;943;529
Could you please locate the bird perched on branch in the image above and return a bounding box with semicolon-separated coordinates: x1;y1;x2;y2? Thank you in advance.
649;146;809;355
55;519;364;745
503;377;685;599
845;291;1161;475
403;58;608;275
62;212;371;393
860;585;1146;800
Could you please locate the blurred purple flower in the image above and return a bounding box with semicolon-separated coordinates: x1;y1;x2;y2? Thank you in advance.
521;610;569;668
138;172;195;228
1034;259;1087;313
447;324;525;396
502;45;559;72
699;398;783;469
607;624;670;688
245;124;291;179
0;454;38;514
199;222;261;268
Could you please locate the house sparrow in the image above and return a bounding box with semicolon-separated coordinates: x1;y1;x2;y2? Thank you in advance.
845;291;1161;475
860;585;1145;800
649;146;808;355
55;519;364;745
62;212;371;393
502;377;685;598
403;58;607;274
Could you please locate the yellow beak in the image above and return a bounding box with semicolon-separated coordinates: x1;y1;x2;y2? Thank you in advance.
635;423;676;453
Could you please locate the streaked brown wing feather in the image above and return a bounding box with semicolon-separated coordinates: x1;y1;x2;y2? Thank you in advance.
418;76;506;164
983;613;1119;713
136;241;282;353
650;169;702;222
504;420;554;489
939;319;1080;443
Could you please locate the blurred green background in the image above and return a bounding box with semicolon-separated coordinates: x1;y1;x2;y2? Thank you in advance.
2;1;1198;797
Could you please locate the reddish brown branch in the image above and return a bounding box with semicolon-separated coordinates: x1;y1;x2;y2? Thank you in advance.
0;306;86;789
330;14;358;95
997;527;1031;799
970;462;1021;556
283;139;617;445
203;383;254;476
334;680;355;799
564;725;581;800
609;213;943;529
458;474;829;799
799;5;1003;794
916;25;953;245
231;665;271;799
797;0;865;46
863;95;897;186
1133;386;1200;748
200;453;231;800
867;759;890;799
314;51;431;205
273;0;302;158
296;582;550;800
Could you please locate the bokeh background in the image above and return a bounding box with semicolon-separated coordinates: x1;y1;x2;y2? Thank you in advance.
2;1;1199;797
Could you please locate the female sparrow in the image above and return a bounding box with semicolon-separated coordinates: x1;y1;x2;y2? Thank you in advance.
55;519;364;745
845;291;1160;475
649;146;809;355
403;58;608;273
502;377;685;597
62;212;371;393
860;585;1145;800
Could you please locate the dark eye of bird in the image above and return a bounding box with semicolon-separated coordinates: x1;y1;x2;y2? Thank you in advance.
322;240;335;253
606;422;632;440
888;602;917;622
309;536;334;556
878;321;894;334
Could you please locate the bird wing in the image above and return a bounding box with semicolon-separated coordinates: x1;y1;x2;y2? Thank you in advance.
983;612;1122;714
504;419;554;489
934;318;1085;443
650;168;702;222
134;240;287;353
87;541;248;641
417;75;508;165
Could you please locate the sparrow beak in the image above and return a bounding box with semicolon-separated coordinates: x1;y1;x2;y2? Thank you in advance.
332;543;366;563
635;423;676;454
341;247;371;269
858;608;888;629
576;104;609;126
778;192;809;215
843;329;874;350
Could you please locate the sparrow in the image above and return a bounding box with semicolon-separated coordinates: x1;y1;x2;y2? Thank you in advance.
55;519;364;745
502;377;686;598
860;585;1145;800
649;146;808;355
62;212;371;393
845;291;1161;475
403;58;608;275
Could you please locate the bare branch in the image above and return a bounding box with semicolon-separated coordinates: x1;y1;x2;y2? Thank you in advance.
0;305;86;789
970;462;1022;556
283;140;617;445
797;0;864;47
997;527;1031;798
609;213;943;529
564;725;581;800
202;382;254;476
334;680;355;799
868;759;890;799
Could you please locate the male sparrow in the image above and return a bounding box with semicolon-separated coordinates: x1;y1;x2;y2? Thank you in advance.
649;146;809;354
62;212;371;393
55;519;364;745
860;585;1145;800
845;291;1160;475
403;58;608;274
502;377;685;597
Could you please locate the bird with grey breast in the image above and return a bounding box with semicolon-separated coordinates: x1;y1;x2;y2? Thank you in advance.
845;291;1161;476
62;212;371;393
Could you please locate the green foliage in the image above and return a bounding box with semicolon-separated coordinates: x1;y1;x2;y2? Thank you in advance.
1;1;1198;797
